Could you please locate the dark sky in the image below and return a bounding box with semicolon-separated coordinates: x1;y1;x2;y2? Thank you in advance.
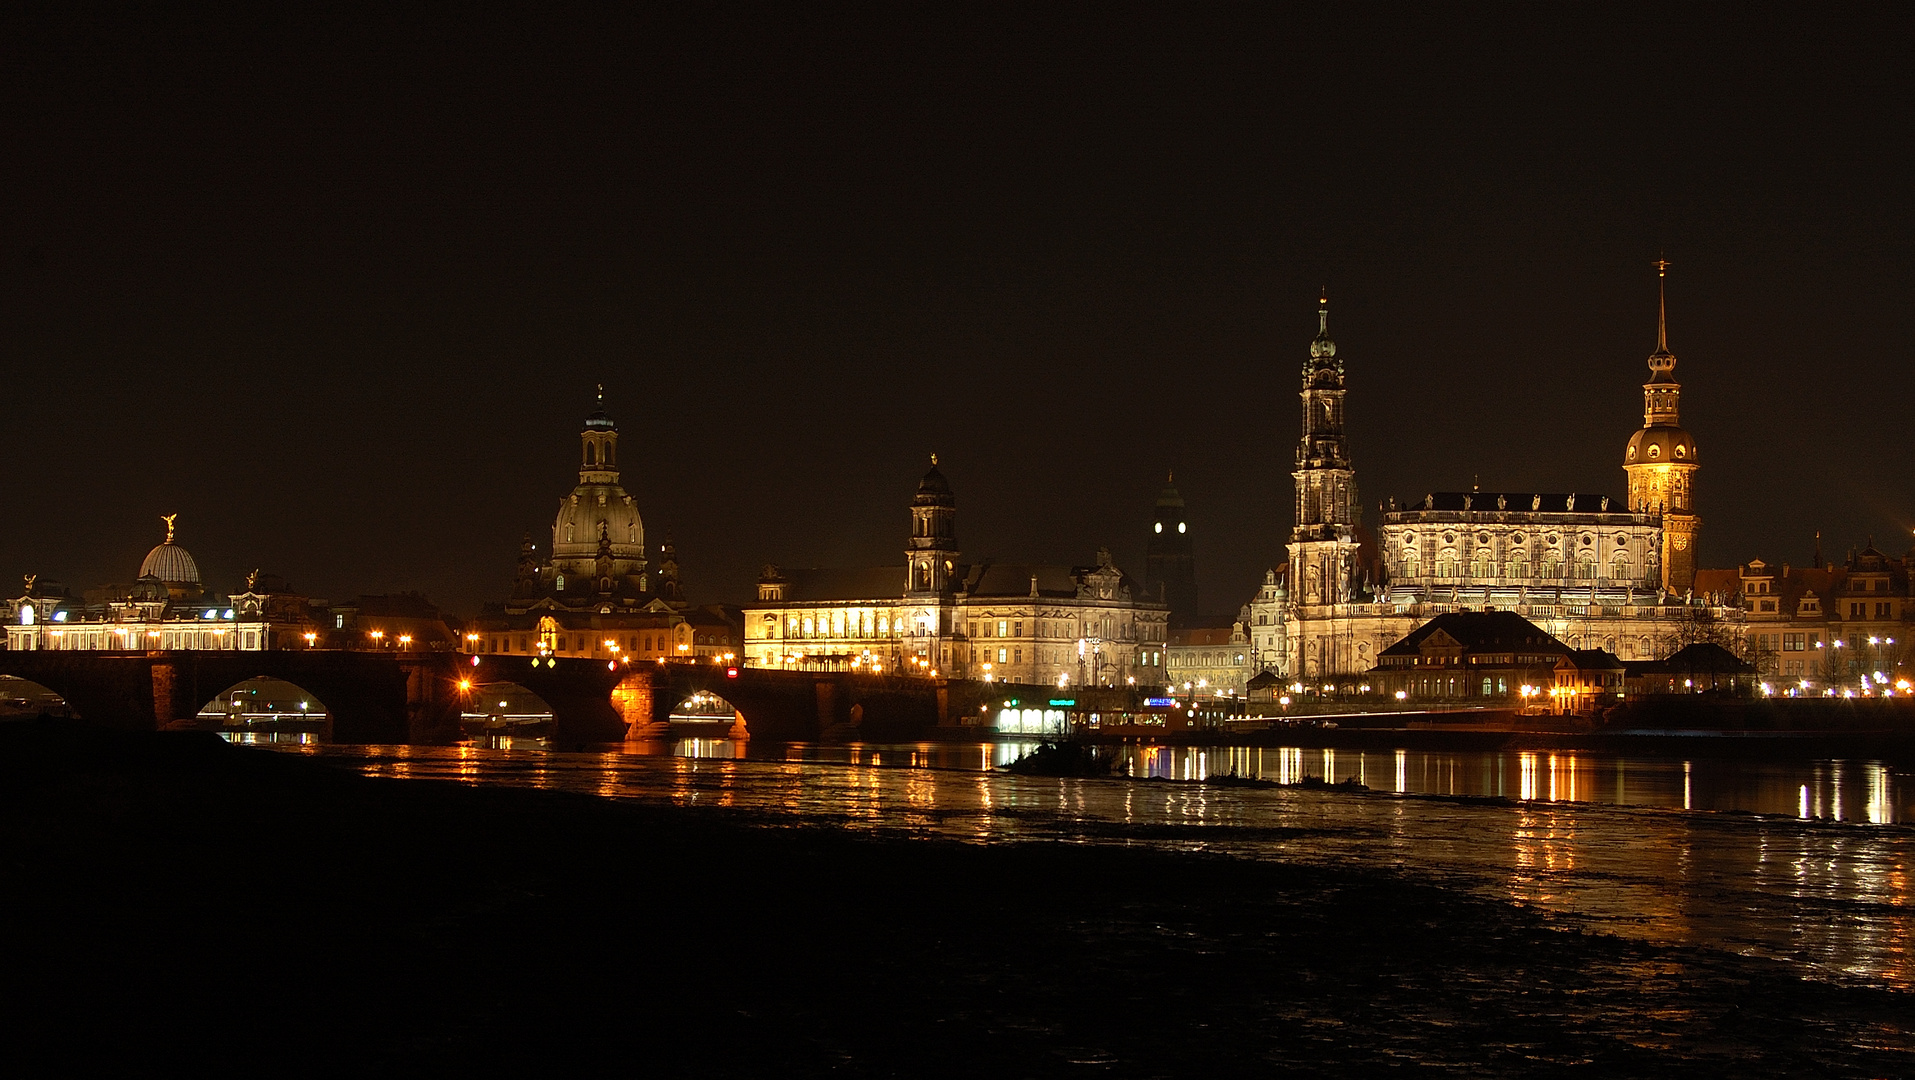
2;5;1910;617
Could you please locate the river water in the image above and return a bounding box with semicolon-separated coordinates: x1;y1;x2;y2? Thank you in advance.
248;735;1915;992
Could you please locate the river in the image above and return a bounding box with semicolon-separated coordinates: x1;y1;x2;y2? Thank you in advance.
239;734;1915;992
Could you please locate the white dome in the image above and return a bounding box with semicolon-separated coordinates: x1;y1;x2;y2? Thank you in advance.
140;542;201;586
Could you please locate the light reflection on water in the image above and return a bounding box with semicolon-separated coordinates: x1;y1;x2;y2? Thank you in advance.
282;741;1915;990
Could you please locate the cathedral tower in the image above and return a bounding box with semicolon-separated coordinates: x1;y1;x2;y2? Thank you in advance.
1286;295;1366;676
1623;261;1700;593
907;455;958;596
1144;473;1199;626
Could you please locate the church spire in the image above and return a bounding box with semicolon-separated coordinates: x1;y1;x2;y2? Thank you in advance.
1309;290;1336;365
1647;259;1677;381
1654;257;1670;353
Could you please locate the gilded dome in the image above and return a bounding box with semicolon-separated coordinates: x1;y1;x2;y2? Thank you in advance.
140;541;201;586
1624;425;1697;466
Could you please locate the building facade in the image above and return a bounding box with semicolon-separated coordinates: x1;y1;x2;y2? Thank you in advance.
1736;542;1913;692
743;460;1170;688
1165;618;1253;697
468;396;740;663
1370;610;1626;714
1282;268;1744;681
6;519;298;652
1245;566;1288;673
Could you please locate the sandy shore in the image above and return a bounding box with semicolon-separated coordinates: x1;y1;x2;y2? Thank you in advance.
2;720;1909;1077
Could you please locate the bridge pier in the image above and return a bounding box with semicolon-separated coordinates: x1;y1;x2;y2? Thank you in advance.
149;660;178;729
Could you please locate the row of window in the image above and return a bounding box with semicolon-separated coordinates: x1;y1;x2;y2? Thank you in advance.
1169;652;1247;667
759;611;1156;642
1403;558;1633;580
481;632;680;655
973;646;1164;668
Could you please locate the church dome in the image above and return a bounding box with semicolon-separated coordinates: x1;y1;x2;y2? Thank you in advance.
552;485;646;564
140;541;201;586
1625;424;1697;466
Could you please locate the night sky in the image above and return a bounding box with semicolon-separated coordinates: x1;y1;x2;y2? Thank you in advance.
3;6;1909;617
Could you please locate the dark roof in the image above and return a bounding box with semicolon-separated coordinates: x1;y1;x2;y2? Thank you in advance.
1691;568;1742;600
1396;492;1623;514
1626;642;1757;675
1245;670;1284;691
773;566;907;602
1379;610;1569;657
962;562;1082;598
1565;648;1627;672
1170;626;1236;647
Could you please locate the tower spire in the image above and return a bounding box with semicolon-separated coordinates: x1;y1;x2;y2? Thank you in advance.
1654;257;1670;353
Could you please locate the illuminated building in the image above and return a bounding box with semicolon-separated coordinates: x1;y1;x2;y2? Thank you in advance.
1623;259;1701;594
1284;294;1366;674
468;394;740;662
1165;618;1252;697
743;458;1169;686
6;518;285;651
1371;610;1624;713
1282;267;1745;683
1245;566;1288;673
1735;540;1913;690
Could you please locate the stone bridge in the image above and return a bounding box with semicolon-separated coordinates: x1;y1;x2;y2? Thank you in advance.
0;650;1139;746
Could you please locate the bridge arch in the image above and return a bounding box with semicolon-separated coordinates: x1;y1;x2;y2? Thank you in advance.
0;674;74;719
459;679;557;741
192;676;332;742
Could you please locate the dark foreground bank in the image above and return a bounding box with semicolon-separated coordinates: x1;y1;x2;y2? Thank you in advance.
2;722;1909;1077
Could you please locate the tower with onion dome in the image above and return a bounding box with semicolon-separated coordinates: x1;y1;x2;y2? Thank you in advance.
1623;261;1701;594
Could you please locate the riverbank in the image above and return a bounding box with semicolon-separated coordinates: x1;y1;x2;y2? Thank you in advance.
2;720;1909;1076
1028;724;1915;761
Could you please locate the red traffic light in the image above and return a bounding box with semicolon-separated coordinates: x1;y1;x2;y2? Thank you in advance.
725;667;739;678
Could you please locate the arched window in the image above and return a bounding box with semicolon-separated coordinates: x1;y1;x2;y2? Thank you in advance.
585;443;596;466
1436;552;1457;577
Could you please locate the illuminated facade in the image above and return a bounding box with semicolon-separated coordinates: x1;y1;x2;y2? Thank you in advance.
1623;259;1701;594
1284;295;1366;675
468;396;740;662
1246;566;1288;672
1165;618;1252;696
1281;268;1744;683
1736;542;1914;691
743;459;1169;687
6;519;285;652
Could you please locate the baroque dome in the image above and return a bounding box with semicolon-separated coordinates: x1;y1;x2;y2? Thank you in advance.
552;484;645;563
1624;424;1697;466
140;541;201;586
